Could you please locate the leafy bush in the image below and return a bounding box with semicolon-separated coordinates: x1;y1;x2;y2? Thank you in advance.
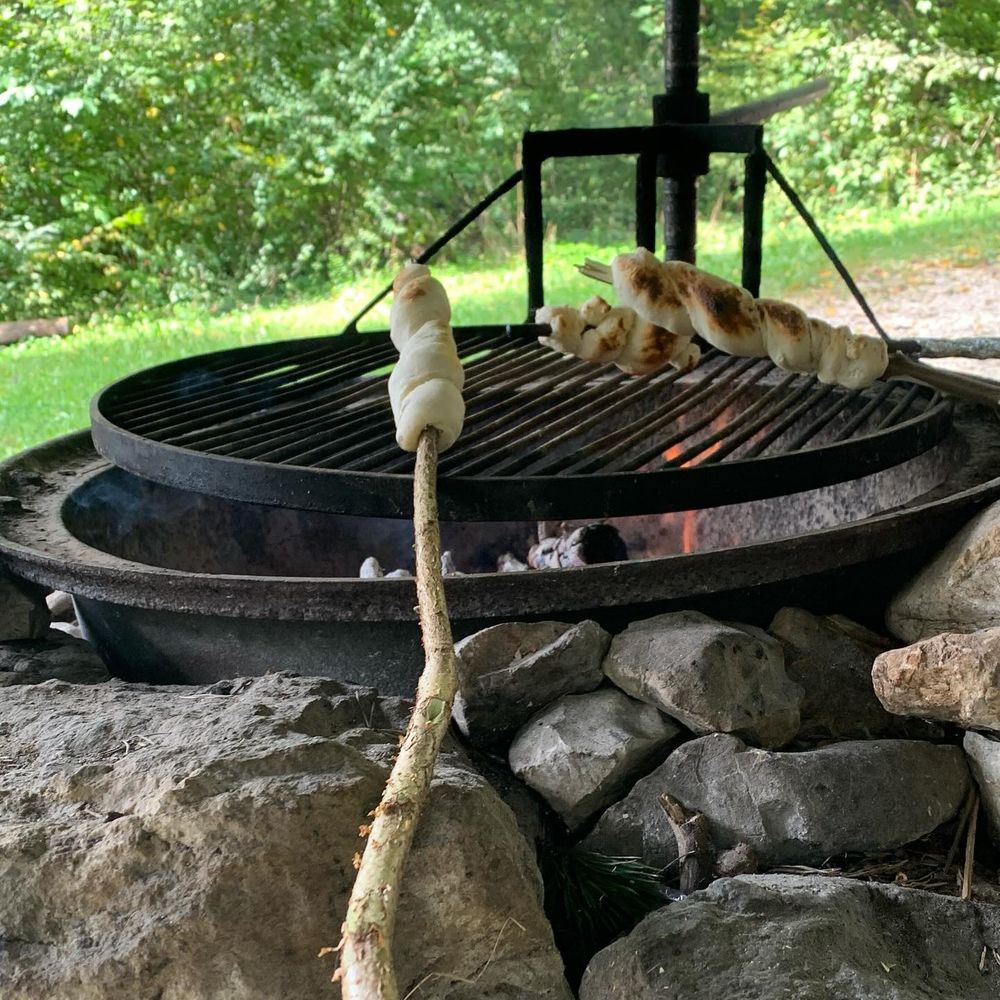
0;0;996;320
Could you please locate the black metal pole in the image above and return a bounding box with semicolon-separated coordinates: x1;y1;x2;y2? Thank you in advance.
741;147;766;295
656;0;707;264
522;135;545;318
635;151;658;251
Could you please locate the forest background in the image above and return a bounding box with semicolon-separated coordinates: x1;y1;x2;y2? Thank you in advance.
2;0;997;320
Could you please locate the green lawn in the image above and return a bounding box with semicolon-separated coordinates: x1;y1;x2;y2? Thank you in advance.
1;191;996;460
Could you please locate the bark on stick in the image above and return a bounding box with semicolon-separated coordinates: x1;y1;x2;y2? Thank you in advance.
339;428;458;998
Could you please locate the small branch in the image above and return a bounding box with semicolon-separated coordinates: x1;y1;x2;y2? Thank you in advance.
944;788;977;877
658;793;711;895
961;793;980;901
0;316;71;346
909;337;1000;360
340;428;459;998
886;353;1000;407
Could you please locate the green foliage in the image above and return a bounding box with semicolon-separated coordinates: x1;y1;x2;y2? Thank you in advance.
542;847;670;985
694;0;1000;211
0;0;996;320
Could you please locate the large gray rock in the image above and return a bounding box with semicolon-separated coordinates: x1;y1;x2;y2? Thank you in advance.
453;620;610;746
590;733;968;866
579;760;680;871
888;501;1000;642
0;573;49;640
0;630;109;686
770;607;940;740
0;674;571;1000
873;628;1000;729
508;688;681;830
964;731;1000;847
603;611;802;749
580;874;1000;999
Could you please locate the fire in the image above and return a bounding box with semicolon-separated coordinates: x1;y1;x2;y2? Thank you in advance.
662;409;735;554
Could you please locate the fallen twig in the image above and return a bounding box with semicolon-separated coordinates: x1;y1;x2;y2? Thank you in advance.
659;793;711;895
944;788;977;878
962;793;980;901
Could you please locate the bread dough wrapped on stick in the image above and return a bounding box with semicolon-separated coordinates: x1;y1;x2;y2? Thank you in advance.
388;263;465;451
540;248;889;390
537;295;702;376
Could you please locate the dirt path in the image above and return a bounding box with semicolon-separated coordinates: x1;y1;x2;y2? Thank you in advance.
789;257;1000;380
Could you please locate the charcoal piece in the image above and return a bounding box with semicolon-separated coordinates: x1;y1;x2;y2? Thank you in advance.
528;523;628;569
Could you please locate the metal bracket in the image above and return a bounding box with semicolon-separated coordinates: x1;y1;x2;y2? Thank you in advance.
521;121;765;318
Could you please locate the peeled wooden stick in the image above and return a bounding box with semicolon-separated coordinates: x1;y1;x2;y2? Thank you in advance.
339;427;458;999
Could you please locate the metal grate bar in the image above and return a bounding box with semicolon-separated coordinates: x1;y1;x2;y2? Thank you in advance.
831;381;898;441
738;380;835;458
667;370;805;467
127;339;402;437
440;365;635;476
876;383;923;429
106;339;341;410
142;331;507;447
783;389;863;451
187;335;516;459
368;352;601;474
483;365;691;477
618;360;775;471
114;338;390;420
563;355;757;474
291;349;578;471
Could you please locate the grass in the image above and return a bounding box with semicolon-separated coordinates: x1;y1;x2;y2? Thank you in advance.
1;190;997;460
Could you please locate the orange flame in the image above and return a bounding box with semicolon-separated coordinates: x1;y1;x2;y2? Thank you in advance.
662;409;734;554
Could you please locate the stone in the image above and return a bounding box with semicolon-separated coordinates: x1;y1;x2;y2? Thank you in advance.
0;674;571;1000
49;621;84;640
579;874;1000;1000
0;573;49;641
508;688;681;831
714;842;758;877
586;733;968;866
873;628;1000;729
602;610;802;749
453;620;610;746
770;607;941;740
964;731;1000;847
0;630;109;686
45;590;77;622
578;761;680;871
888;500;1000;642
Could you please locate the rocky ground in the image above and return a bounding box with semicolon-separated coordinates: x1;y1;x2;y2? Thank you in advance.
5;495;1000;997
792;256;1000;380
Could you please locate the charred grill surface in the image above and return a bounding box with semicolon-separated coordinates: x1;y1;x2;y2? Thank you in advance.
91;325;951;520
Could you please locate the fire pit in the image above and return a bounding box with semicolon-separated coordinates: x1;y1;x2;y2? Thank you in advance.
2;0;998;698
0;392;998;692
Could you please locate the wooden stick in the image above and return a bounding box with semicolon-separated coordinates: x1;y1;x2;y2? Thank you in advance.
0;316;71;346
961;793;979;901
944;787;977;877
340;427;459;999
886;353;1000;407
909;337;1000;360
658;793;711;895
